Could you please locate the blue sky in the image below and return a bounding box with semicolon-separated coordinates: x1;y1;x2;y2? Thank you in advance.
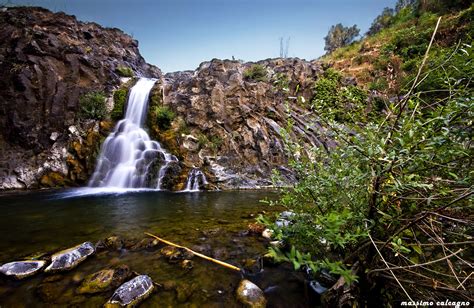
8;0;396;72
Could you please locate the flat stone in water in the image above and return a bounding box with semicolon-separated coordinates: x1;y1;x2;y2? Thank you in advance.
0;260;47;279
105;275;154;307
44;242;95;273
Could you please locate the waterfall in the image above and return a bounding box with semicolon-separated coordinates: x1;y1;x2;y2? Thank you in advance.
182;169;208;192
88;78;177;189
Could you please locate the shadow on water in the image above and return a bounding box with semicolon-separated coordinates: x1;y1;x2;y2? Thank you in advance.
0;189;314;307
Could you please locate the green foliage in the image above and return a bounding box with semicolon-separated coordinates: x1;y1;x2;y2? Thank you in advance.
79;91;107;120
273;72;290;93
115;66;134;77
244;64;267;82
154;105;175;130
197;133;209;149
263;44;473;298
312;69;370;123
209;135;223;153
324;23;360;53
111;89;127;120
368;79;388;91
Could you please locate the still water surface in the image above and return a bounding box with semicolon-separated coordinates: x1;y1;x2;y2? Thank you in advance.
0;189;312;307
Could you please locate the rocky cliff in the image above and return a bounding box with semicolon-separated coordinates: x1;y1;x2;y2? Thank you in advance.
0;7;160;189
0;7;329;190
149;58;332;190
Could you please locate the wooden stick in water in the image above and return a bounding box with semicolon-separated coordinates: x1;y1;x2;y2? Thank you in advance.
144;232;241;272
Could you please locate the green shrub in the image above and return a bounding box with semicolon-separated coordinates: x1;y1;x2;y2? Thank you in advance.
115;66;134;77
261;46;473;301
154;106;175;130
79;91;107;120
209;135;223;152
368;79;388;91
323;68;342;82
313;76;340;108
197;133;209;148
111;89;128;120
244;64;267;82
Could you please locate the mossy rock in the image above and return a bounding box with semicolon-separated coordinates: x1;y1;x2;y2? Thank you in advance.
115;66;134;77
111;89;128;120
40;171;67;188
77;265;131;294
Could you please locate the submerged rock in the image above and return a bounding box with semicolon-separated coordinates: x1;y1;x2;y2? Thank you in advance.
105;275;154;307
180;260;194;271
44;242;95;273
96;236;124;251
236;279;267;308
248;223;265;234
77;265;131;294
0;260;47;279
159;246;194;263
129;238;160;251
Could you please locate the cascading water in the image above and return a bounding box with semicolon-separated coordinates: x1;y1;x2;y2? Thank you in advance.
88;78;177;189
182;169;208;192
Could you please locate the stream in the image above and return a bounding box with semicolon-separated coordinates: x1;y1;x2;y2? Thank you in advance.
0;190;314;307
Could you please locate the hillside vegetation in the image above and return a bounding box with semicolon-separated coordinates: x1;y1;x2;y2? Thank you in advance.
261;1;473;306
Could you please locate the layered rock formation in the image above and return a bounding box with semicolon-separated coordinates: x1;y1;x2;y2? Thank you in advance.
150;58;331;189
0;7;160;189
0;7;331;190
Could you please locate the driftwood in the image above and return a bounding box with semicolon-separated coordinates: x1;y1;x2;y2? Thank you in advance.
144;232;241;272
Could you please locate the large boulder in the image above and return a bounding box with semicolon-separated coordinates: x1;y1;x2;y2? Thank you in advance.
0;260;46;279
105;275;154;307
44;242;95;272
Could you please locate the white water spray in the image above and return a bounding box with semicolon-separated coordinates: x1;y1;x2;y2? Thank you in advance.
88;78;176;189
182;169;208;192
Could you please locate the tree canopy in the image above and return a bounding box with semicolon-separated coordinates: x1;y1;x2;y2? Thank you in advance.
324;23;360;53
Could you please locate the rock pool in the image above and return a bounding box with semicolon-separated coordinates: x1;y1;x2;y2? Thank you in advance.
0;190;314;307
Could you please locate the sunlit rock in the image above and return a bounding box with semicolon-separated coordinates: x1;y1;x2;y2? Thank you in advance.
44;242;95;273
236;279;267;308
105;275;154;307
0;260;46;279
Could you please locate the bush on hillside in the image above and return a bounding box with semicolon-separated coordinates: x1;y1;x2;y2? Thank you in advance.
244;64;267;82
154;105;175;130
79;91;107;120
115;66;134;77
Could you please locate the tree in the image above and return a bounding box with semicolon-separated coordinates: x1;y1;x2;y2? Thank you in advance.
395;0;417;12
324;23;360;53
367;7;395;36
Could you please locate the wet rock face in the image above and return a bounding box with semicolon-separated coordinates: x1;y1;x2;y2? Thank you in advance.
159;58;326;189
0;7;160;190
45;242;95;272
105;275;154;307
0;260;46;279
236;279;267;308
